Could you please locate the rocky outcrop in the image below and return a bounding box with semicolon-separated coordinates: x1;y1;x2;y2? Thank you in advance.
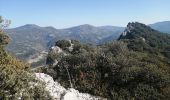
46;40;74;66
35;73;106;100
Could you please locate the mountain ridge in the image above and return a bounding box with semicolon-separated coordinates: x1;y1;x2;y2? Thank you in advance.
119;22;170;60
42;22;170;99
8;20;170;32
5;24;124;66
5;21;170;66
149;21;170;33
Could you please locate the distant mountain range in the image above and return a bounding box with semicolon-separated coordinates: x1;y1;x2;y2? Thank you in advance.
5;24;124;66
149;21;170;33
4;21;170;66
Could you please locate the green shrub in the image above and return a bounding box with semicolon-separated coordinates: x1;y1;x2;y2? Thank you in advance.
55;40;71;49
134;84;161;100
0;16;52;99
44;39;170;99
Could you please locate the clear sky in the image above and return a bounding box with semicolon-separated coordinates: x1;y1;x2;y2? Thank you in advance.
1;0;170;28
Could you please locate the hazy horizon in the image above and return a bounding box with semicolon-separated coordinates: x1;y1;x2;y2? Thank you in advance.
1;0;170;28
7;20;170;30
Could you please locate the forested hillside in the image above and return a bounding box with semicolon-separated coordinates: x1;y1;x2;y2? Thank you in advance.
0;16;106;100
1;14;170;99
5;24;124;67
0;16;52;99
39;22;170;99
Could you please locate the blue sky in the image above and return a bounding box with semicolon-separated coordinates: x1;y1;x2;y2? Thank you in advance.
1;0;170;28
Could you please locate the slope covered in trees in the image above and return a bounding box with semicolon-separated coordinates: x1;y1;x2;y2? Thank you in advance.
0;16;106;100
0;16;52;99
42;22;170;99
1;15;170;99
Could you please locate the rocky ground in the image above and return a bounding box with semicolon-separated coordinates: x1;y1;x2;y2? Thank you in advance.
35;73;106;100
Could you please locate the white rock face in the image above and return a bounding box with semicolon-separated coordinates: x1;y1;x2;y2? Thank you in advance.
62;88;105;100
122;22;134;36
35;73;66;100
142;37;146;42
122;31;127;36
35;73;106;100
50;46;63;54
48;46;65;66
68;40;74;52
48;40;73;66
53;59;59;66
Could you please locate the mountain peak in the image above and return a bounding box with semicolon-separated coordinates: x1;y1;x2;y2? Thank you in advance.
118;22;154;40
44;26;57;30
67;24;96;33
79;24;94;27
74;24;96;29
22;24;40;27
121;22;135;36
15;24;41;30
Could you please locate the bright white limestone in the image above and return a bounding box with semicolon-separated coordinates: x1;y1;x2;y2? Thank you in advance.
35;73;106;100
50;46;63;54
142;37;146;42
35;73;66;100
68;40;74;52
